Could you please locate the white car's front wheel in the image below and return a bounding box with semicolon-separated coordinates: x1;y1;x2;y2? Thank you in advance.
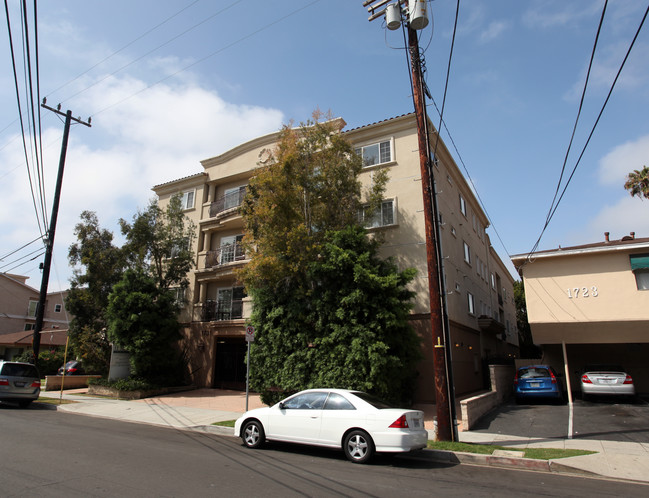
242;420;265;449
343;430;375;464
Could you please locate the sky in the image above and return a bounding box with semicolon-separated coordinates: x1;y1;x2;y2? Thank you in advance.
1;0;648;292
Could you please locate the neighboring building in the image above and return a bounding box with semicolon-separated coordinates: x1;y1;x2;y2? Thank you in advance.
0;273;70;339
0;328;68;360
154;113;518;403
511;233;649;395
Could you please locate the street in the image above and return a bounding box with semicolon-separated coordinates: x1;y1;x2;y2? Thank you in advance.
1;404;648;497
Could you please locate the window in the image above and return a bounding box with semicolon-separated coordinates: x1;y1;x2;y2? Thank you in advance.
220;234;245;264
630;253;649;290
171;237;191;258
490;273;496;289
463;242;471;264
467;292;475;315
283;392;328;410
360;200;395;228
171;287;186;306
181;190;195;210
27;300;38;318
215;286;246;320
54;304;62;313
355;140;392;167
24;323;35;331
323;393;355;410
459;194;467;217
224;186;246;210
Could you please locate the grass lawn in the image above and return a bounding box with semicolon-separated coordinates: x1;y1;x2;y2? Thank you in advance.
213;421;595;460
428;441;596;460
213;420;236;427
35;397;76;406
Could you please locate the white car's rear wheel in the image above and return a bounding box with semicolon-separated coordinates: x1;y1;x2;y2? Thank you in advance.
343;430;374;464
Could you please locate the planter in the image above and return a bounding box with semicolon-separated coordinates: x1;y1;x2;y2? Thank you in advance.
87;384;194;400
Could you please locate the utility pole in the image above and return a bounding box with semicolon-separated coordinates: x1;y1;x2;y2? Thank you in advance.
31;101;91;367
364;0;457;441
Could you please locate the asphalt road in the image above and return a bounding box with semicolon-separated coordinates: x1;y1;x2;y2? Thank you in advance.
473;397;649;443
1;403;648;497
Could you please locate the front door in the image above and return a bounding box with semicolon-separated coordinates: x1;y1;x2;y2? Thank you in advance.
213;339;246;390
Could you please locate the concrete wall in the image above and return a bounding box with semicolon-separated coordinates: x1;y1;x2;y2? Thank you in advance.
460;364;514;431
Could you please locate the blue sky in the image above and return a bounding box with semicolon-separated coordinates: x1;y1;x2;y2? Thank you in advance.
1;0;648;292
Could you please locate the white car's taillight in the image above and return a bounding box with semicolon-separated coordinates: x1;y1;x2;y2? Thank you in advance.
389;414;409;429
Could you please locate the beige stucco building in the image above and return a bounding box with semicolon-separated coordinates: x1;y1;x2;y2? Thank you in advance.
511;233;649;394
154;114;518;403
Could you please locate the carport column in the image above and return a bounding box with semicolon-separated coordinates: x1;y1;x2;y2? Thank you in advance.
562;340;574;439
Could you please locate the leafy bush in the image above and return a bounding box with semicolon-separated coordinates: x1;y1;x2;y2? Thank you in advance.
88;376;156;391
14;349;68;376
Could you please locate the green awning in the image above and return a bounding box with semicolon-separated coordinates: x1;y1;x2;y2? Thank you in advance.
630;253;649;270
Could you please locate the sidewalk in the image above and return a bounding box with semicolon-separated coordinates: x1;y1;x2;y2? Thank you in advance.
39;388;649;484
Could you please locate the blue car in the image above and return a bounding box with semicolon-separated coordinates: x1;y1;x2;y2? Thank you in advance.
514;365;563;404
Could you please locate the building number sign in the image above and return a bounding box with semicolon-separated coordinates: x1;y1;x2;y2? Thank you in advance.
566;286;598;298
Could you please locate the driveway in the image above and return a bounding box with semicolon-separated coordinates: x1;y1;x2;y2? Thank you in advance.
472;397;649;443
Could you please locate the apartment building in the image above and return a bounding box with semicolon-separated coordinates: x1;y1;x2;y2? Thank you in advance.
511;233;649;394
153;113;518;403
0;272;69;359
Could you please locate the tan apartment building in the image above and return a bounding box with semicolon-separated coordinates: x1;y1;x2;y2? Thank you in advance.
511;233;649;394
153;113;518;403
0;272;69;359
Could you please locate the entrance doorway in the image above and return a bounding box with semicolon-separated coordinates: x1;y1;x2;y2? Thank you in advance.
213;338;247;390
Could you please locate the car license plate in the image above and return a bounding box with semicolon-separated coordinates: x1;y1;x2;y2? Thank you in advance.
530;382;541;388
412;419;421;428
15;382;25;387
599;379;615;384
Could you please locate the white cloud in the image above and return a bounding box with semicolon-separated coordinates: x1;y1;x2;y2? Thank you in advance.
0;71;284;290
479;21;509;44
523;1;603;29
598;134;649;186
573;195;649;243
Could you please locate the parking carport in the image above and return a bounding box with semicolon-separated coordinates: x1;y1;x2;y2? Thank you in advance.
511;235;649;438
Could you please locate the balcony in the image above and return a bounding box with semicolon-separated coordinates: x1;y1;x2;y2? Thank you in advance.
201;299;244;322
205;244;246;268
477;315;505;335
209;188;246;218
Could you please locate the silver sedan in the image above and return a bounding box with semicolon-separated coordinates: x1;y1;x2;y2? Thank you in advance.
581;364;635;400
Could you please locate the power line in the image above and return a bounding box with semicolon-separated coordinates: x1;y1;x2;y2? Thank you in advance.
89;0;323;118
526;2;649;261
45;0;203;99
3;0;46;237
527;0;609;260
57;0;244;106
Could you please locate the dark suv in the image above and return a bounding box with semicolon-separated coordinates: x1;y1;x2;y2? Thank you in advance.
0;361;41;407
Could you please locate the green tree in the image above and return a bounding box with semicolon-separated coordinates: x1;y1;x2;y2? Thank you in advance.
119;194;196;292
513;280;540;358
624;165;649;200
106;268;184;385
66;211;126;375
240;112;387;289
240;113;419;405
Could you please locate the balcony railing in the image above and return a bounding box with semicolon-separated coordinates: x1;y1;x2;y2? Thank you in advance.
201;299;244;322
205;244;246;268
209;188;246;217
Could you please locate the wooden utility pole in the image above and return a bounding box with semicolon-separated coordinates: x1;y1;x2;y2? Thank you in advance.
31;102;90;366
365;0;456;441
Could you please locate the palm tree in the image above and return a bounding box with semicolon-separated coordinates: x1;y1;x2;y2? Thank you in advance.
624;165;649;200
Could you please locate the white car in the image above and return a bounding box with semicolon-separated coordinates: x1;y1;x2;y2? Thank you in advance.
234;389;428;463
